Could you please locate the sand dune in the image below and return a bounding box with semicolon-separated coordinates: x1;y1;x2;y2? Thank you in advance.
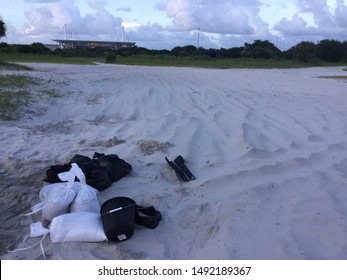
1;64;347;259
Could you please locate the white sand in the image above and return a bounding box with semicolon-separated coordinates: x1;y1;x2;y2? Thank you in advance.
1;63;347;260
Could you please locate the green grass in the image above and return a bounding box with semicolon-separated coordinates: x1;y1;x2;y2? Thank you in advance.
318;75;347;81
1;52;346;69
0;89;31;120
114;56;290;68
0;75;38;120
0;74;61;120
0;59;32;70
113;55;347;69
0;53;103;65
0;74;42;88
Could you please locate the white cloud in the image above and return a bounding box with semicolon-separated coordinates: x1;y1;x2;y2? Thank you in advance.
275;0;347;41
4;0;347;49
23;0;123;41
162;0;267;35
335;0;347;27
125;22;221;50
295;0;334;27
275;14;317;36
87;0;107;10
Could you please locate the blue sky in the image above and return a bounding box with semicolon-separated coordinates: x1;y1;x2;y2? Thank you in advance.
1;0;347;50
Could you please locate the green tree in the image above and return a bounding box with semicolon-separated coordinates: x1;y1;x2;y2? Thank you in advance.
30;42;50;54
171;45;197;56
316;39;344;62
218;47;244;58
287;41;316;62
343;41;347;61
0;17;6;38
243;40;281;59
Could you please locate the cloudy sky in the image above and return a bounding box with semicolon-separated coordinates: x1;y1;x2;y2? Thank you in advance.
1;0;347;50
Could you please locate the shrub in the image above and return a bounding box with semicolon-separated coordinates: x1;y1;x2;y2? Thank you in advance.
105;53;117;63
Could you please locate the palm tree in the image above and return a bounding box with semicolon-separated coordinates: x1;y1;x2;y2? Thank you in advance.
0;17;6;38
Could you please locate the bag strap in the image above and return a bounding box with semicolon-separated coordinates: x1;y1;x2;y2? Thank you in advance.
7;222;49;259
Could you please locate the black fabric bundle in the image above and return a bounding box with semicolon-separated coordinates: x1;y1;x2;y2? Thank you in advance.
44;153;132;191
135;205;162;229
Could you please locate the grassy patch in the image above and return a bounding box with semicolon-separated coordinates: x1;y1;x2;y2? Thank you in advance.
0;53;102;65
318;75;347;81
111;55;347;69
0;75;40;120
0;89;31;120
1;52;346;69
0;60;32;70
0;74;42;88
0;74;61;120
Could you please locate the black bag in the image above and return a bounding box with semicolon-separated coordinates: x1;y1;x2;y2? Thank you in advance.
69;154;93;166
69;154;96;176
86;167;112;191
135;205;162;229
165;155;195;181
69;154;111;191
93;153;132;183
44;164;70;183
44;153;132;191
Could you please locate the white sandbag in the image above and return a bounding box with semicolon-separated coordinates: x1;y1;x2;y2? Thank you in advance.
50;212;107;243
39;182;69;201
25;164;88;220
42;186;75;221
68;163;100;213
25;181;77;219
70;184;100;213
41;171;76;221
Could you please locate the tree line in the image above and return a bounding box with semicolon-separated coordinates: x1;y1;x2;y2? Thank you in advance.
119;39;347;63
1;39;347;63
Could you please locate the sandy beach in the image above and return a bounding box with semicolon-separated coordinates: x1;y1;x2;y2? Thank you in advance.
1;63;347;260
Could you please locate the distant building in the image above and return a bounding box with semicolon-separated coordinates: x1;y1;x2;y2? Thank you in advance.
52;39;136;50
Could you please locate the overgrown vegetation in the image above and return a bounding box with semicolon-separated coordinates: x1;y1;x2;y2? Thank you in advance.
0;39;346;68
0;16;6;39
115;39;347;65
0;74;61;120
0;60;32;70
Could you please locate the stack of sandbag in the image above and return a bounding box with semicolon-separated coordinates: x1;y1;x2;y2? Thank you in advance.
18;161;162;259
27;163;107;244
44;152;132;191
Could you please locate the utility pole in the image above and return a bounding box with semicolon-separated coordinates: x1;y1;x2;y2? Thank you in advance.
197;27;200;48
64;24;67;40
